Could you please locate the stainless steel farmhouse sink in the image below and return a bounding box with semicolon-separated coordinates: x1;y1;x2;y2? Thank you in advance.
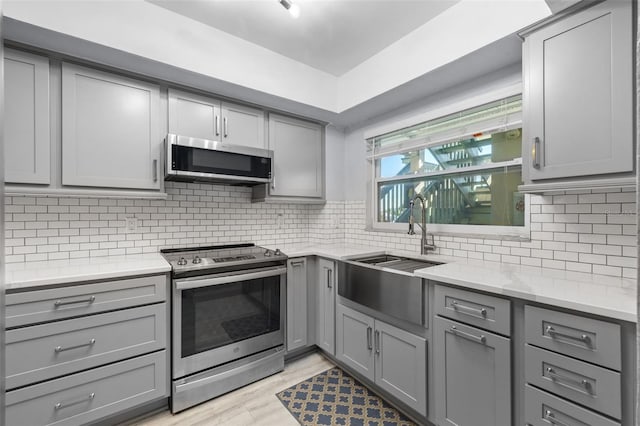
351;254;443;273
338;255;444;325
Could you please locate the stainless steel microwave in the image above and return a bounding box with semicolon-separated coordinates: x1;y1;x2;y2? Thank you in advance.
165;134;273;185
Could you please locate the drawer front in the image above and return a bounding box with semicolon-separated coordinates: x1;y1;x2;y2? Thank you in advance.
6;350;167;426
525;385;620;426
6;304;166;389
525;345;621;419
6;275;167;328
434;285;511;336
525;305;621;370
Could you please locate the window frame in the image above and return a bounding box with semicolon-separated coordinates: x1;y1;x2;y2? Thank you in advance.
365;84;530;239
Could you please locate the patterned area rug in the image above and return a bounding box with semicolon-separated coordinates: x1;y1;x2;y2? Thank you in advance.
276;367;417;426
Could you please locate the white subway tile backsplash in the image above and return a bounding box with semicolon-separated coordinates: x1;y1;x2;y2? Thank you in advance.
3;186;636;279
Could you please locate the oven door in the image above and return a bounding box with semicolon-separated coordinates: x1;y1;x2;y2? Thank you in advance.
166;134;272;184
172;265;286;379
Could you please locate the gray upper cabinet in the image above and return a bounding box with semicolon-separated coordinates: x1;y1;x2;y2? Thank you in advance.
523;0;633;182
259;114;324;200
168;89;265;149
61;63;161;190
220;101;265;149
168;89;220;141
434;316;511;426
4;49;50;184
316;258;335;355
286;258;308;352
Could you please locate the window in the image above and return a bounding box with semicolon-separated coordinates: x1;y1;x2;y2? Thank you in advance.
367;94;527;237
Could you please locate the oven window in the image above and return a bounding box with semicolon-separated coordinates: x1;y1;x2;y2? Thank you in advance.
180;275;281;358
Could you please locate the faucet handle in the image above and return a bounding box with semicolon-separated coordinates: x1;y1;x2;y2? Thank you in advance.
408;223;415;235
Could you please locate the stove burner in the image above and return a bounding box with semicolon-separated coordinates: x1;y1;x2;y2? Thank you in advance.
211;255;256;263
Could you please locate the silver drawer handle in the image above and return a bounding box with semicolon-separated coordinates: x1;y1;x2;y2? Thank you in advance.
54;392;95;410
366;326;373;350
55;339;96;353
546;367;591;391
54;296;96;307
374;330;380;354
545;326;591;344
451;300;487;317
290;260;304;266
544;410;570;426
451;325;486;344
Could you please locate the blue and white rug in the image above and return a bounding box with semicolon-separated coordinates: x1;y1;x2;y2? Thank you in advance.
276;367;416;426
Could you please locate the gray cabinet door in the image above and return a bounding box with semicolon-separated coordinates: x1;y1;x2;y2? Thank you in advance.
286;258;308;352
316;258;335;355
4;48;50;184
168;89;221;141
524;0;633;181
268;114;323;198
375;320;427;416
434;316;511;426
61;63;161;189
221;101;265;149
336;303;374;382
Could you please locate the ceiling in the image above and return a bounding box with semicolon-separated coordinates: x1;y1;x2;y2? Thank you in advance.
147;0;461;76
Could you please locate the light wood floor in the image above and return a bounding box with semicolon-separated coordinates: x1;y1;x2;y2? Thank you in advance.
126;352;334;426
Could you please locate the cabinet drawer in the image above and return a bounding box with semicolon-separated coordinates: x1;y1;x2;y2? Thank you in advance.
434;285;510;336
525;345;621;419
525;305;621;370
6;304;166;389
525;385;620;426
6;350;167;426
6;275;167;328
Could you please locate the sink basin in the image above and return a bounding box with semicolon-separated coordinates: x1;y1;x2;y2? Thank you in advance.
351;255;443;273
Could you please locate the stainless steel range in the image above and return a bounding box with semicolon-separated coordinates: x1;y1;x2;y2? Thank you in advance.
161;243;287;413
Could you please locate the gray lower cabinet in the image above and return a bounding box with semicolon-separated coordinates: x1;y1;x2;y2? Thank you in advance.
6;351;167;426
524;385;620;426
61;62;161;190
336;303;375;381
336;304;427;417
316;258;336;355
434;316;511;426
6;274;169;425
4;48;51;184
522;0;633;182
286;258;308;352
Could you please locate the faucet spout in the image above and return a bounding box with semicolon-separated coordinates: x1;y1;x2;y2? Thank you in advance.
408;194;436;255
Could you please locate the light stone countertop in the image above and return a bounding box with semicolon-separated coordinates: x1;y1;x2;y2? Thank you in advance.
272;243;637;323
5;253;171;291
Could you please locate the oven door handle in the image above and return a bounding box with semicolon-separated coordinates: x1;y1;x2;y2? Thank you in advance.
175;267;287;290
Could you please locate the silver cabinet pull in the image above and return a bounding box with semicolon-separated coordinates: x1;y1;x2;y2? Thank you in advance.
451;300;487;317
290;260;304;266
153;159;158;182
374;330;380;354
327;269;333;289
366;326;373;350
545;367;592;391
451;325;486;344
54;392;95;410
54;296;95;307
223;117;228;137
55;338;96;353
544;410;570;426
215;115;220;136
270;153;275;190
532;136;541;169
545;326;591;345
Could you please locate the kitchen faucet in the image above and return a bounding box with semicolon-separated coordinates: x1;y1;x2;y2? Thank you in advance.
408;194;436;254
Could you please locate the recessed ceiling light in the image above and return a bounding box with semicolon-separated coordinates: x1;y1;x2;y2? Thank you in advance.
279;0;300;19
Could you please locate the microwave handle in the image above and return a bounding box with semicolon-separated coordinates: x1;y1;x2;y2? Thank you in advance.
175;266;286;290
